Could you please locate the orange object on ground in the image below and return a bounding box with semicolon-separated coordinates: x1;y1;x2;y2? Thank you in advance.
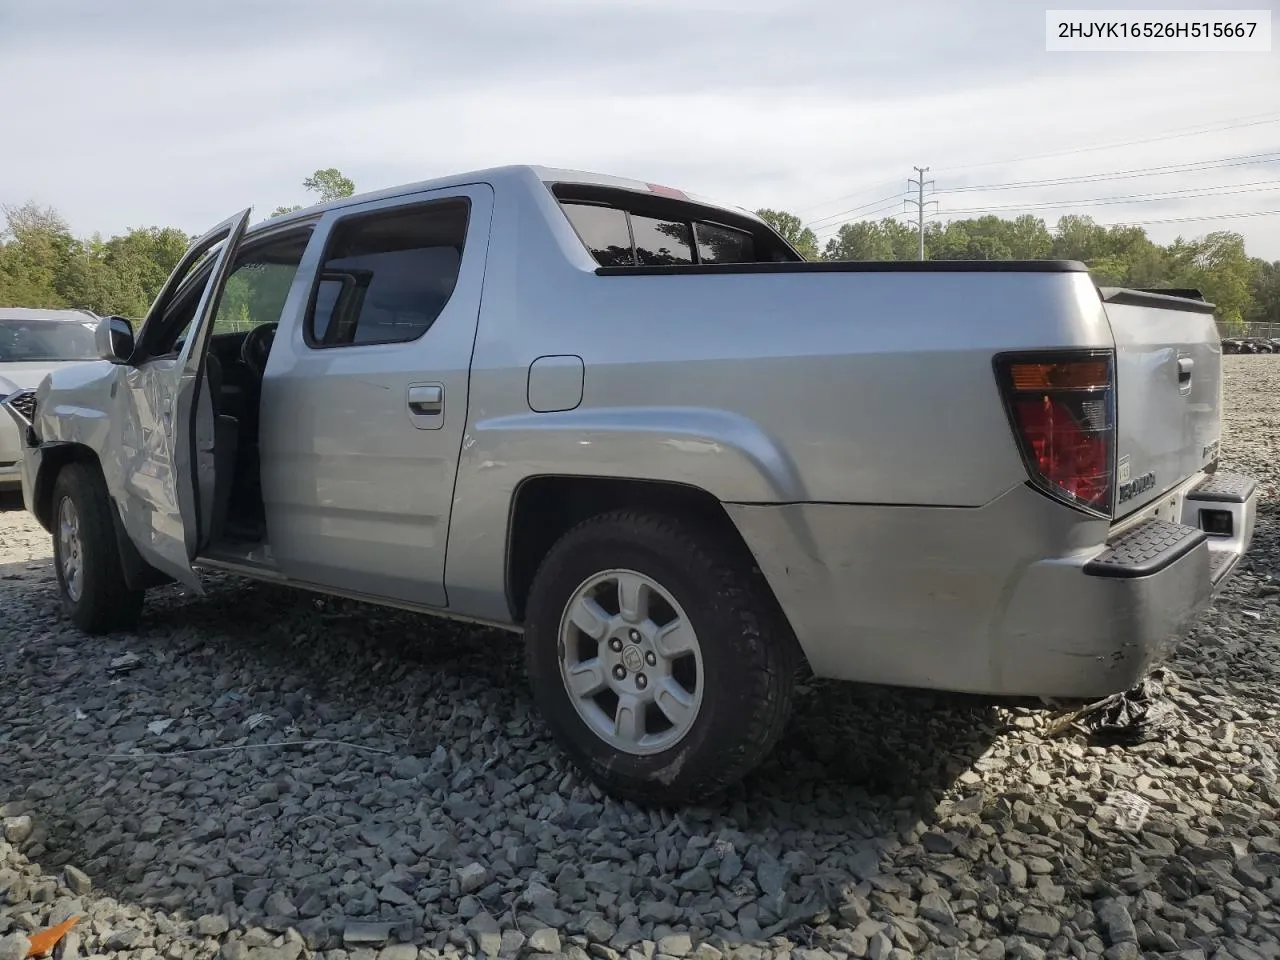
25;916;80;958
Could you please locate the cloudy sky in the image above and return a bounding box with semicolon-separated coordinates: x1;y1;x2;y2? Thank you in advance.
2;0;1278;257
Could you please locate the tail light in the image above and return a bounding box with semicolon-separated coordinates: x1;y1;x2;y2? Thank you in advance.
994;350;1115;517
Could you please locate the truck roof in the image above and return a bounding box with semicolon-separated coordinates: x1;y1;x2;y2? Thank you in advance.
0;307;99;323
253;164;763;237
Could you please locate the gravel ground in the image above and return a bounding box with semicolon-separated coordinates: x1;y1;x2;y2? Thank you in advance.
2;355;1279;960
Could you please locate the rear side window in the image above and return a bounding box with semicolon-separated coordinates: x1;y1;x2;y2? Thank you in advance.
561;204;634;267
305;199;469;348
695;222;755;264
631;215;694;265
555;187;794;267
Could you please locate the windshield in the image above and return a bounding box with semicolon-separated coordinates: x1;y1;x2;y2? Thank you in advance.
0;319;99;362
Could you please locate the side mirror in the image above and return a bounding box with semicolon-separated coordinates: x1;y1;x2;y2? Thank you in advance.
95;316;135;364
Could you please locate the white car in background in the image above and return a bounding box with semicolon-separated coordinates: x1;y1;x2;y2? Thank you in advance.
0;307;101;493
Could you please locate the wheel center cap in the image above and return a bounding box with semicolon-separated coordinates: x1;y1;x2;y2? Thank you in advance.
620;645;644;672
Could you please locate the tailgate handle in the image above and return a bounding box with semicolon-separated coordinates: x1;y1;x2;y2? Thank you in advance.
1177;356;1194;385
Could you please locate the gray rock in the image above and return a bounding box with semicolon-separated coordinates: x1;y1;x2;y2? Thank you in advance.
921;832;956;854
1006;862;1028;888
104;929;143;951
1005;942;1045;960
2;816;33;844
1094;899;1137;945
756;857;788;897
528;929;562;954
1015;914;1060;939
0;934;30;960
457;863;489;894
377;948;417;960
676;866;714;892
465;912;498;938
63;865;92;894
658;934;693;957
198;915;232;937
343;923;394;947
869;933;895;960
919;892;957;926
1102;946;1140;960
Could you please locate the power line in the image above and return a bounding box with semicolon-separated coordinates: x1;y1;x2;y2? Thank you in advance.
939;151;1280;195
805;192;908;228
934;180;1280;217
934;111;1280;173
812;179;1280;237
793;179;905;216
812;198;910;236
1102;209;1280;227
794;110;1280;218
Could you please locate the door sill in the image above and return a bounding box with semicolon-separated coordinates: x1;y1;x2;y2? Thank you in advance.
190;557;522;633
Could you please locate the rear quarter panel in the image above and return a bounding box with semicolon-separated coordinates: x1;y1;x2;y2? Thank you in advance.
442;172;1115;620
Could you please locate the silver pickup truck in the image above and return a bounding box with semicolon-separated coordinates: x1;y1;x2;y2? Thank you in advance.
2;165;1258;804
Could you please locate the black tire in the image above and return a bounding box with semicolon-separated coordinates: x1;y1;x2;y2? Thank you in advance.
524;509;798;806
50;461;144;634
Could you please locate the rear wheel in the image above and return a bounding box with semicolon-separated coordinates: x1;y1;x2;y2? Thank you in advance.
524;509;797;805
51;462;144;634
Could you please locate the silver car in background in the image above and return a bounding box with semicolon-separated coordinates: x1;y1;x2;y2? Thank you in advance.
0;307;100;492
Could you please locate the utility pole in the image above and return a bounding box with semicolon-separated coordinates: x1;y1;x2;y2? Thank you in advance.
905;166;937;260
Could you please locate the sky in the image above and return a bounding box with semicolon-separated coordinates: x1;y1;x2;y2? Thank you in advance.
1;0;1278;258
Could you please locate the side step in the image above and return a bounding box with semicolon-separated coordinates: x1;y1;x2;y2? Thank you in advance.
1084;519;1206;579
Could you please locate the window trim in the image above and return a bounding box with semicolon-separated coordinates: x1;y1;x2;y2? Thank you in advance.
141;223;317;360
301;196;472;351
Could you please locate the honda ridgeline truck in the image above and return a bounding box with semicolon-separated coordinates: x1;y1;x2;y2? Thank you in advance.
2;165;1257;804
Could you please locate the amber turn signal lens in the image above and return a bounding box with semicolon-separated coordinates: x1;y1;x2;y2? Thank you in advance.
1008;360;1111;392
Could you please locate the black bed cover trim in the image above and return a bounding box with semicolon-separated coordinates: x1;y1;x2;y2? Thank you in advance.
596;259;1089;277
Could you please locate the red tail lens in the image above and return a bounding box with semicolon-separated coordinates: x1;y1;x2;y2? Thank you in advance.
997;352;1115;516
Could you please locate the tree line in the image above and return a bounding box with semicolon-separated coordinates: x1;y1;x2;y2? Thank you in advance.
757;208;1279;330
0;169;357;321
2;167;1275;331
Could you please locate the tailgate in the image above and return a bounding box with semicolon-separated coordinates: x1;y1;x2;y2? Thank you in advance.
1100;287;1222;520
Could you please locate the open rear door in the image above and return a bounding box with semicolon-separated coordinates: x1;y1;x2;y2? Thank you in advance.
116;208;252;591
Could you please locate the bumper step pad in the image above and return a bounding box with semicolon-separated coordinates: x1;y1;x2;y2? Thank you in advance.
1186;472;1256;503
1085;518;1206;579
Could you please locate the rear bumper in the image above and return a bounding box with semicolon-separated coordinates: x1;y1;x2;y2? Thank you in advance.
726;472;1258;700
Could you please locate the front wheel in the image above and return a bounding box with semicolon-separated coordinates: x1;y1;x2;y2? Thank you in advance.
51;462;144;634
524;509;797;805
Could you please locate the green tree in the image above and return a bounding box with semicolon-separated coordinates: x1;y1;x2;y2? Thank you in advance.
824;218;916;260
1166;232;1253;326
269;167;357;218
755;208;820;260
1247;259;1280;324
0;202;78;308
304;168;356;203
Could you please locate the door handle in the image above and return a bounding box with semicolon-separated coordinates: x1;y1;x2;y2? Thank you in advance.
407;384;443;416
1177;356;1194;386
